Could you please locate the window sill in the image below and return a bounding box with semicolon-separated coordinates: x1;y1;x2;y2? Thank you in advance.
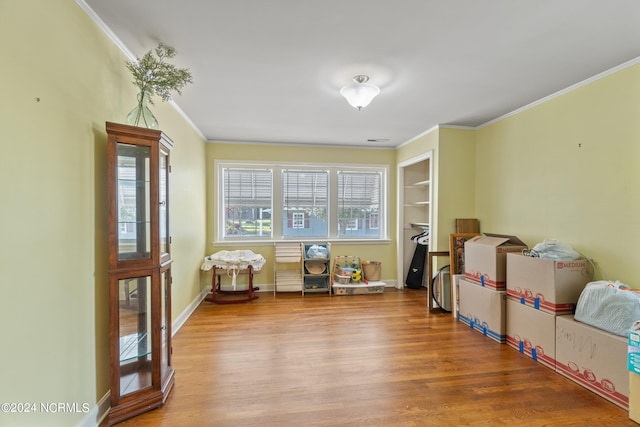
212;238;392;247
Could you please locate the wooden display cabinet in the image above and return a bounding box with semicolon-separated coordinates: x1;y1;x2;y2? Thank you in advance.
106;122;175;424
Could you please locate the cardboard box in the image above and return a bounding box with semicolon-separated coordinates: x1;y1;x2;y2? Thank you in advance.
628;323;640;418
556;315;628;409
506;253;593;314
630;373;640;423
457;278;506;343
506;299;556;369
464;234;527;290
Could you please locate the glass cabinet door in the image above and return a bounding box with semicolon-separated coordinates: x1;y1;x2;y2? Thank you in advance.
118;275;152;397
160;268;171;380
159;147;170;259
116;143;151;261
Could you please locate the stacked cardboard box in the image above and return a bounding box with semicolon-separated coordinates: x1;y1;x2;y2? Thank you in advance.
506;253;593;314
458;235;629;409
464;234;527;290
506;299;557;369
458;278;506;343
457;234;526;343
556;315;628;410
505;253;628;409
505;253;593;371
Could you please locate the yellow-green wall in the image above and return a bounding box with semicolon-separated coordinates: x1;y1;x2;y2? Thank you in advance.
437;128;476;247
205;142;398;287
475;63;640;283
1;1;206;426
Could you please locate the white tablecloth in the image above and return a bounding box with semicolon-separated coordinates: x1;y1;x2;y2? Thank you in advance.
201;250;266;290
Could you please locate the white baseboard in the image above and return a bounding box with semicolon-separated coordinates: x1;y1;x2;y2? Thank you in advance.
383;280;397;288
76;391;109;427
173;286;209;335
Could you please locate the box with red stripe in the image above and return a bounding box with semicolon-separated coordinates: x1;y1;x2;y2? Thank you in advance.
506;253;593;315
506;298;557;370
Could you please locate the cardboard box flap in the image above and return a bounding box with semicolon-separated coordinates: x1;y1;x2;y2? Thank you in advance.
467;235;511;248
482;233;527;247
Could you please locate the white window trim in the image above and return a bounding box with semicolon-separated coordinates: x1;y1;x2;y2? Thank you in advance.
214;160;389;244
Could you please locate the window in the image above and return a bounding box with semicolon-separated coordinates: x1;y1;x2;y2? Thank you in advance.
217;161;386;241
222;168;273;238
291;212;305;229
337;171;381;238
282;169;328;237
369;212;379;230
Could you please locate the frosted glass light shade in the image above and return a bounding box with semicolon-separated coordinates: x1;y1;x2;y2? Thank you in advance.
340;75;380;110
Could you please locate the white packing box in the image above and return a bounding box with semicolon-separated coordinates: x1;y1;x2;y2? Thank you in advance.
506;253;593;314
464;234;527;290
506;298;556;370
457;278;506;343
628;322;640;419
556;315;629;409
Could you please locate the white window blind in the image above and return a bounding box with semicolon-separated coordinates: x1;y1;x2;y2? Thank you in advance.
222;168;272;238
282;170;328;237
337;171;382;238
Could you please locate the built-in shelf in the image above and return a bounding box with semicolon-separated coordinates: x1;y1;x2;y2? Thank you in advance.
411;222;430;229
400;154;432;290
404;202;430;208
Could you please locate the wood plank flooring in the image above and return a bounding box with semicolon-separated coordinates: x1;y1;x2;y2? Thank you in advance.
112;288;635;426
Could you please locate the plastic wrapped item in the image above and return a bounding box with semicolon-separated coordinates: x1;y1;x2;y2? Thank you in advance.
574;280;640;336
306;244;328;259
526;239;581;260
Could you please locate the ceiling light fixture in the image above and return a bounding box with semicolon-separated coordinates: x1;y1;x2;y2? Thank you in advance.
340;75;380;111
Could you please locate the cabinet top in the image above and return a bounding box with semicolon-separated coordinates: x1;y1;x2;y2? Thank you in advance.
106;121;174;149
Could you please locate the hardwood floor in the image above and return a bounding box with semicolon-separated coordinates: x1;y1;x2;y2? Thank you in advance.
112;288;635;426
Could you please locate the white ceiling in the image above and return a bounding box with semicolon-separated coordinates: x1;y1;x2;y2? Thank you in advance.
82;0;640;148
